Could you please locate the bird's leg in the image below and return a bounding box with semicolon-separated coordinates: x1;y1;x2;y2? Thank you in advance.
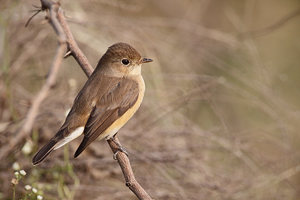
110;135;129;160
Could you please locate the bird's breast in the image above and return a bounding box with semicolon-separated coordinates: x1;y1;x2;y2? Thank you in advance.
100;75;145;140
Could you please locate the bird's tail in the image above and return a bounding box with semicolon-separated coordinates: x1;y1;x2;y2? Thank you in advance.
32;139;58;165
32;126;84;165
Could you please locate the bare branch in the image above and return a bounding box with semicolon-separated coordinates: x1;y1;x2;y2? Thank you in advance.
56;8;94;76
7;0;153;199
108;137;153;200
0;1;67;160
56;4;153;199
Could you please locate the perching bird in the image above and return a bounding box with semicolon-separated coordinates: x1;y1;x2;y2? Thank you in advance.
32;43;152;165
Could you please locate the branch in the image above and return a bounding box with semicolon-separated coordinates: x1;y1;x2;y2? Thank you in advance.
0;0;67;160
108;137;152;200
56;8;94;76
55;4;152;200
15;0;152;199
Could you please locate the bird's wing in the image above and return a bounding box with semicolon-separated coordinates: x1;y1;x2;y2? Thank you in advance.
32;86;95;165
74;78;139;157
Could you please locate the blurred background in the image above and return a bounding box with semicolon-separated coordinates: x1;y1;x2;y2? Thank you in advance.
1;0;300;199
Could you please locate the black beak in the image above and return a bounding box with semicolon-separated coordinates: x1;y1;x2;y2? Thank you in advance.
139;58;153;64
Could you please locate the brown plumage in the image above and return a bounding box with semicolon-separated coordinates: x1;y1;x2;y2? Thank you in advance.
32;43;152;165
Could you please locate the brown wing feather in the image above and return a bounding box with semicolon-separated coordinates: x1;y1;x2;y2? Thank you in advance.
74;78;139;157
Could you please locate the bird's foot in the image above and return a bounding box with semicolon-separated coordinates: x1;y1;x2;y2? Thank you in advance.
110;137;129;160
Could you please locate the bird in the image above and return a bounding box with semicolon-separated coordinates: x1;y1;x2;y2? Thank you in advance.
32;42;152;165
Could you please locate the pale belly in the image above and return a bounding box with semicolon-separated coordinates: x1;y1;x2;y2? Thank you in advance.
100;77;145;140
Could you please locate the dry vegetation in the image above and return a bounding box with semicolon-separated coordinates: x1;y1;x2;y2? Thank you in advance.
1;0;300;199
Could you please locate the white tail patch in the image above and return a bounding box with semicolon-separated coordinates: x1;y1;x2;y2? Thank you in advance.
54;126;84;150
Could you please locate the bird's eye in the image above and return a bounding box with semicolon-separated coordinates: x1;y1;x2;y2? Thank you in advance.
121;59;130;66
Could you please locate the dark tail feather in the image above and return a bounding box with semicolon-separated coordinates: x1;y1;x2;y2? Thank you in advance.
74;136;95;158
74;138;88;158
32;139;58;165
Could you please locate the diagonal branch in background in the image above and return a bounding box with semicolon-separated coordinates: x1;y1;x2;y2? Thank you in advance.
240;8;300;38
0;0;67;161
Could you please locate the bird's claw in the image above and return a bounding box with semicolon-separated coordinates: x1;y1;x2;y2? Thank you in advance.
110;137;129;160
113;146;129;160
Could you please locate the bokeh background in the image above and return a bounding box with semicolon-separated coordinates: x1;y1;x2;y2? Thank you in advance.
1;0;300;199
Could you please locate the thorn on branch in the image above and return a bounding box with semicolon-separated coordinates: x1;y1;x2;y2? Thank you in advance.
25;9;42;27
25;1;62;27
63;50;72;58
25;2;49;27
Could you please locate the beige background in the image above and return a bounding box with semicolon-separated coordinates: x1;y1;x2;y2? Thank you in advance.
1;0;300;199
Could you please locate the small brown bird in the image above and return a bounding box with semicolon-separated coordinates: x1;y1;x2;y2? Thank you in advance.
32;43;152;165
